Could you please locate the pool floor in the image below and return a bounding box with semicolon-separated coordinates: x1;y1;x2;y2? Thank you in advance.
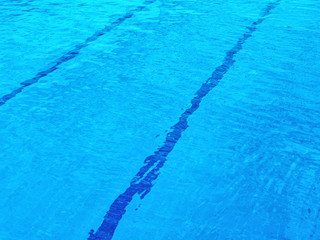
0;0;320;239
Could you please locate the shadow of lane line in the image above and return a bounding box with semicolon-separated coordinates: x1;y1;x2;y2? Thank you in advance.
0;0;157;107
87;1;281;239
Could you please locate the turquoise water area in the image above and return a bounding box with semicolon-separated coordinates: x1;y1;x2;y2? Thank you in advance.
0;0;320;239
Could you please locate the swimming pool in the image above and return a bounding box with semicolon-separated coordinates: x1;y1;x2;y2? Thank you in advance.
1;0;320;239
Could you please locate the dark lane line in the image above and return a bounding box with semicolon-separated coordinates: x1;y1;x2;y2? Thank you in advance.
0;0;156;107
87;1;281;239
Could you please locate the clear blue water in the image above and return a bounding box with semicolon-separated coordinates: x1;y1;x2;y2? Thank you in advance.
0;0;320;239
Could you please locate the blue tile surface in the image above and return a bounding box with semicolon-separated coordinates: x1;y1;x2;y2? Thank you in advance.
0;0;319;239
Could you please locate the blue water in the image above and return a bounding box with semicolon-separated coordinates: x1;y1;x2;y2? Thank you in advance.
0;0;320;239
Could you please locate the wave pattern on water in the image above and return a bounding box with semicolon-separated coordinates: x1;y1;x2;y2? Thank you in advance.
0;0;156;107
88;1;281;239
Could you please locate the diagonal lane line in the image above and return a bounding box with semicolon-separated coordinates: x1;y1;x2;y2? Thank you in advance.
87;1;281;239
0;0;156;107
